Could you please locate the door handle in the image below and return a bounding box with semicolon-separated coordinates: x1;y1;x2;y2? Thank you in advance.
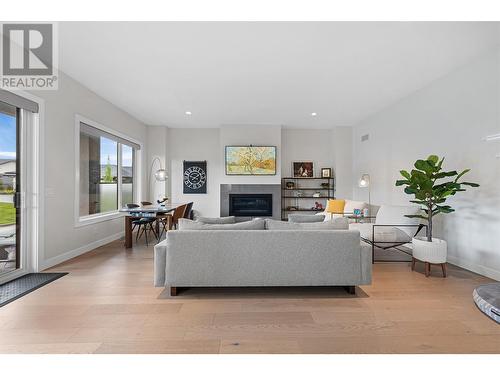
14;192;22;209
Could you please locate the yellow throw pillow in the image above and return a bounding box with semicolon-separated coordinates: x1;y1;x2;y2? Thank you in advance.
326;199;346;215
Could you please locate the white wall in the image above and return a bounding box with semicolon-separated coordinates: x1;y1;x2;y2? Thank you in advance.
219;125;282;185
169;125;282;217
147;126;169;202
281;128;352;199
167;126;352;217
353;49;500;280
281;129;334;178
332;126;353;199
30;71;148;269
168;128;221;216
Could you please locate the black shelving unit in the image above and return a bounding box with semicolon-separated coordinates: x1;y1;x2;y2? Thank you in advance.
281;177;335;220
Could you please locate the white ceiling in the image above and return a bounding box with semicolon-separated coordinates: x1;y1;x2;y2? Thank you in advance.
59;22;500;128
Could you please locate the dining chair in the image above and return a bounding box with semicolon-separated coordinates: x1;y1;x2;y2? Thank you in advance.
183;202;194;219
157;203;188;241
127;203;158;246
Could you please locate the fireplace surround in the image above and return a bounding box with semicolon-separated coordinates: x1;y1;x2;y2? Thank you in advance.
229;194;273;217
220;184;281;220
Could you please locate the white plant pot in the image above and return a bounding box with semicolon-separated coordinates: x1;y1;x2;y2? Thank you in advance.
412;237;447;264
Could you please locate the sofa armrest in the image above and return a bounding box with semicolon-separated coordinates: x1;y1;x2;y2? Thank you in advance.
154;240;168;287
360;241;372;284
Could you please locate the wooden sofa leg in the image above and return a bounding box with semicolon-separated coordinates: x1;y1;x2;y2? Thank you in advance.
344;286;356;295
170;287;177;296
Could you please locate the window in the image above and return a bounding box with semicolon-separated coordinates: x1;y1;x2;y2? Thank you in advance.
77;117;140;224
121;144;134;206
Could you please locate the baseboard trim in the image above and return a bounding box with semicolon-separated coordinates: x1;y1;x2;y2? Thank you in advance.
40;231;124;270
447;255;500;281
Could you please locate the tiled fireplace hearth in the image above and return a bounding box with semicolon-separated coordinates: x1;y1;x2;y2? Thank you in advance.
220;184;281;220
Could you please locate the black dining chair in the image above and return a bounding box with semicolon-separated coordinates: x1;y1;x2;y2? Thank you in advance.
127;203;158;246
183;202;194;220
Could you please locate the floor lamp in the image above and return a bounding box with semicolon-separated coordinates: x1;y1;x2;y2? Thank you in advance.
358;173;370;215
149;157;168;201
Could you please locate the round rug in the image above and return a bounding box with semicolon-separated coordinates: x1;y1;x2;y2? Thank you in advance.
473;283;500;324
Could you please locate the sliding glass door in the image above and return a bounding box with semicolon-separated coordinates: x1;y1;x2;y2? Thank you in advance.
0;101;19;275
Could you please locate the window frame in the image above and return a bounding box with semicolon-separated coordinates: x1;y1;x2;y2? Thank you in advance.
74;114;142;227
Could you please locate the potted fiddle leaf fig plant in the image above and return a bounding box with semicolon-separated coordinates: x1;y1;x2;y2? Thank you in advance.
395;155;479;273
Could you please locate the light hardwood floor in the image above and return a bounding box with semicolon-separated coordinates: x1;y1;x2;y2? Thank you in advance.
0;239;498;354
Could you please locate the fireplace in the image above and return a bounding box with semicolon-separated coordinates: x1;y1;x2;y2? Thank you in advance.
229;194;273;217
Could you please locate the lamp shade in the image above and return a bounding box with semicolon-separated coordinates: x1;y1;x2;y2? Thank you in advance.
154;168;168;181
359;174;370;188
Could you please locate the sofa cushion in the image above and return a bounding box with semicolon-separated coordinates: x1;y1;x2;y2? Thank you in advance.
196;216;236;224
265;218;349;230
350;222;411;244
288;214;325;223
375;205;422;237
315;210;344;221
326;199;346;214
178;218;265;230
315;199;368;221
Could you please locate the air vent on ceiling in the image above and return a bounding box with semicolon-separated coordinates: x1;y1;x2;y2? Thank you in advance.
361;134;369;142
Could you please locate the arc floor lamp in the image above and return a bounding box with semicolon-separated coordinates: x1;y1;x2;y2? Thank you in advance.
358;173;371;214
148;157;168;201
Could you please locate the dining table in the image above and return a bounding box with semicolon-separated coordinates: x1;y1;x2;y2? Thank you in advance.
119;203;186;248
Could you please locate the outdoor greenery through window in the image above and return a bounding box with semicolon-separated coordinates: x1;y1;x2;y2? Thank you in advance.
121;144;134;207
0;101;18;274
79;122;138;218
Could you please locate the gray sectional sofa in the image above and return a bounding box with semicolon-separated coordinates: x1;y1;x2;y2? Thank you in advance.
154;218;372;295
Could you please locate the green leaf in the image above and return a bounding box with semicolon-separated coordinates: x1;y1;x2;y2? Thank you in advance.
400;170;411;180
415;191;428;200
434;171;458;179
405;214;427;220
436;157;444;170
427;155;439;165
454;168;470;182
435;205;454;213
461;182;479;187
414;160;434;174
395;180;410;186
404;187;418;195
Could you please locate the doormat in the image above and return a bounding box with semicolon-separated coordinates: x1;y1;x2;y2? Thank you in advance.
0;273;68;307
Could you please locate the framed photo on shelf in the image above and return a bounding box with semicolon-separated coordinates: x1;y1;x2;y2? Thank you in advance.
292;161;314;178
321;167;332;178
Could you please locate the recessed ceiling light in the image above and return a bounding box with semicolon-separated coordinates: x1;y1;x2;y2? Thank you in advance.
185;111;192;115
311;112;317;117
